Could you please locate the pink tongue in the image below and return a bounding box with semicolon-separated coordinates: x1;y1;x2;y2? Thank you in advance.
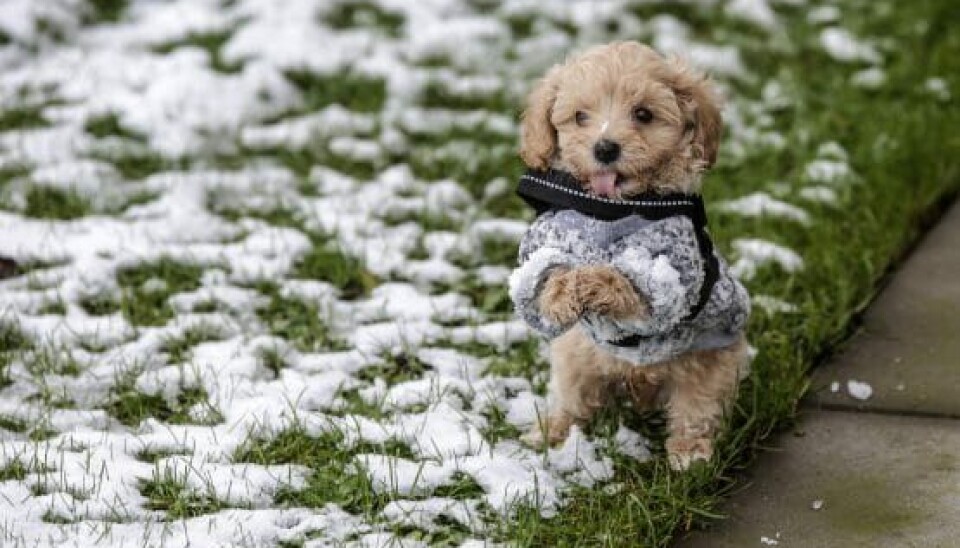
590;171;617;197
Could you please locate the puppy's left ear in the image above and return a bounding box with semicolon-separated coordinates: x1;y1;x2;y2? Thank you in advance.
663;57;723;168
519;64;563;170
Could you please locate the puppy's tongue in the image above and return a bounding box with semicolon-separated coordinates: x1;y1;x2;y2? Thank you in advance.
589;171;617;197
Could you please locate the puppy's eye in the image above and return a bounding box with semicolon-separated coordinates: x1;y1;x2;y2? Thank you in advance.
575;111;589;126
632;106;654;124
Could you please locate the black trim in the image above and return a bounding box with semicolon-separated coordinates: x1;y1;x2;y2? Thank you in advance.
517;168;719;331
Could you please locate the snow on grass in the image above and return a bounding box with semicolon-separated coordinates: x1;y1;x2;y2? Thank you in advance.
716;192;810;225
729;239;804;281
0;0;895;544
819;27;882;64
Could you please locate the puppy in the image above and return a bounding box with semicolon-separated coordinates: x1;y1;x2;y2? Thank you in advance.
508;42;750;470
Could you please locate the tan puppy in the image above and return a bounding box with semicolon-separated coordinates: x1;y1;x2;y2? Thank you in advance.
518;41;748;470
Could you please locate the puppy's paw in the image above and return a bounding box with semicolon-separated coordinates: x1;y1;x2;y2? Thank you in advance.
538;269;581;326
522;414;576;448
665;436;713;471
574;265;648;319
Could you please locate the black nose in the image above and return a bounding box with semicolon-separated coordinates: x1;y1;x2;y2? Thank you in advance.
593;139;621;164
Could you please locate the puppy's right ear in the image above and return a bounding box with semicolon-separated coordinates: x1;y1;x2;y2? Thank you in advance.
519;65;562;170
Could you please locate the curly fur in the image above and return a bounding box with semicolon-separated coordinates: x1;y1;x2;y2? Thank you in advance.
518;41;746;470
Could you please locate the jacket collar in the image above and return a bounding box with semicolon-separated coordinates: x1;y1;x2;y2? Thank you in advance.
517;168;708;227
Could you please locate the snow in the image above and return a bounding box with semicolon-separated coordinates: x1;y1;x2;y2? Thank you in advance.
0;0;862;543
851;67;887;89
730;239;804;280
807;6;841;24
725;0;779;31
925;77;951;101
799;186;839;205
803;159;856;185
820;28;882;64
716;192;810;225
752;294;798;315
847;380;873;401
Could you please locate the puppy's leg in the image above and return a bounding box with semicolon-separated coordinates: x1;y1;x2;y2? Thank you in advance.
664;336;748;470
574;265;648;319
523;326;616;446
624;365;667;413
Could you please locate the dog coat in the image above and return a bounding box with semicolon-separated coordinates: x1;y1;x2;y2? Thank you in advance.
508;169;750;365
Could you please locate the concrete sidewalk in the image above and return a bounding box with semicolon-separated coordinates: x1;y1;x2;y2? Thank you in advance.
679;200;960;548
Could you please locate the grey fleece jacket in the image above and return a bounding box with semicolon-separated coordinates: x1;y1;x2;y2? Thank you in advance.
508;208;750;365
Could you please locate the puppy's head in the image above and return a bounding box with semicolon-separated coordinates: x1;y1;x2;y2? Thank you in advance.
519;42;722;197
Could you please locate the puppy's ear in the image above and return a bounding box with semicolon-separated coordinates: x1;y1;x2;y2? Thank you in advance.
663;57;723;168
519;65;562;170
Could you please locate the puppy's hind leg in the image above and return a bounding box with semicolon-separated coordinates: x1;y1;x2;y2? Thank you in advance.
523;327;613;447
664;336;748;471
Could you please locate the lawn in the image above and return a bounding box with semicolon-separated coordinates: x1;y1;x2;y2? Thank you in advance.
0;0;957;546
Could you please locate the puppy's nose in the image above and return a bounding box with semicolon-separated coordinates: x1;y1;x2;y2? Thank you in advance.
593;139;621;164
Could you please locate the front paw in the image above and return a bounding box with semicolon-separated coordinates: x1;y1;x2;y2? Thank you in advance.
575;265;648;320
538;269;582;326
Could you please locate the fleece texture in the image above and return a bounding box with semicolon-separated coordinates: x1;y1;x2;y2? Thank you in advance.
509;208;750;365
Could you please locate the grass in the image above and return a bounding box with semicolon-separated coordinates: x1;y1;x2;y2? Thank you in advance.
107;370;222;427
292;244;379;299
0;0;957;545
0;322;33;388
139;470;232;518
23;187;91;220
116;258;206;326
497;1;960;545
235;428;393;514
159;324;224;364
355;351;431;384
283;70;386;114
153;31;242;73
84;113;144;140
84;0;127;23
256;287;347;353
323;1;405;37
0;106;47;131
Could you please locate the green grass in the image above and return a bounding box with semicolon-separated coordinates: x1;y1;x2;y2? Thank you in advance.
233;428;453;520
153;31;241;73
0;322;32;388
0;459;28;481
159;323;224;364
419;81;513;112
323;2;405;37
116;258;206;326
23;347;82;377
106;380;222;427
0;106;47;131
0;1;957;545
23;187;91;220
139;470;232;518
283;70;387;114
91;149;172;180
255;286;347;352
79;292;120;316
84;113;144;140
84;0;127;23
293;244;379;299
498;1;960;545
134;447;190;463
355;351;430;384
